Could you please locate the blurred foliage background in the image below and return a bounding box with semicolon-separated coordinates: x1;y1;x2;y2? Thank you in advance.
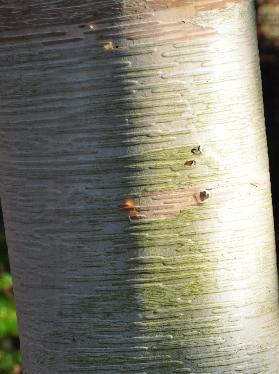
0;2;279;373
0;208;21;374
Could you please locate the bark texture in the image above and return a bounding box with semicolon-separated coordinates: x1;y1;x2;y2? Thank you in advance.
0;0;279;373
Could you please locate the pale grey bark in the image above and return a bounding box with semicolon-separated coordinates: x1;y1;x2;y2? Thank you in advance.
0;0;279;373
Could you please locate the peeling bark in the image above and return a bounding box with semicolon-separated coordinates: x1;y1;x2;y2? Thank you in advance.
1;0;279;373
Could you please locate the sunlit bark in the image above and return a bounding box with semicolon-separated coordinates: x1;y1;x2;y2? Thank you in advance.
0;0;279;373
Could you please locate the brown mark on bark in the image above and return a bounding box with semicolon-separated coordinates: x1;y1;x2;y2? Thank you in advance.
123;0;247;13
197;190;211;204
0;0;246;32
121;198;139;221
184;160;197;168
121;187;209;222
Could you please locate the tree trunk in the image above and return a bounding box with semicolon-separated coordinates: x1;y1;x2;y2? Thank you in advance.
1;0;279;373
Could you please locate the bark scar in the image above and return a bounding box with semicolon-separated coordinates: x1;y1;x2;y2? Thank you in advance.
121;187;210;222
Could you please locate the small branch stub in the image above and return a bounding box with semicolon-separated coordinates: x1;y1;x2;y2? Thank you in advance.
191;145;202;155
121;198;138;220
104;41;114;50
184;160;196;168
195;190;210;204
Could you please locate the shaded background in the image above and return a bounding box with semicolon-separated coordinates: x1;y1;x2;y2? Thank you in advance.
0;3;279;373
257;0;279;250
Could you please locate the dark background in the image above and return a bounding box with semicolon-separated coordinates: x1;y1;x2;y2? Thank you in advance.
259;47;279;253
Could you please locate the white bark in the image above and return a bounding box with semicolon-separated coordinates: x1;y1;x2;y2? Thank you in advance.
0;0;279;373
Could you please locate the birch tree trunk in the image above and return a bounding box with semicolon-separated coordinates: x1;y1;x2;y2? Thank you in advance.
1;0;279;373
